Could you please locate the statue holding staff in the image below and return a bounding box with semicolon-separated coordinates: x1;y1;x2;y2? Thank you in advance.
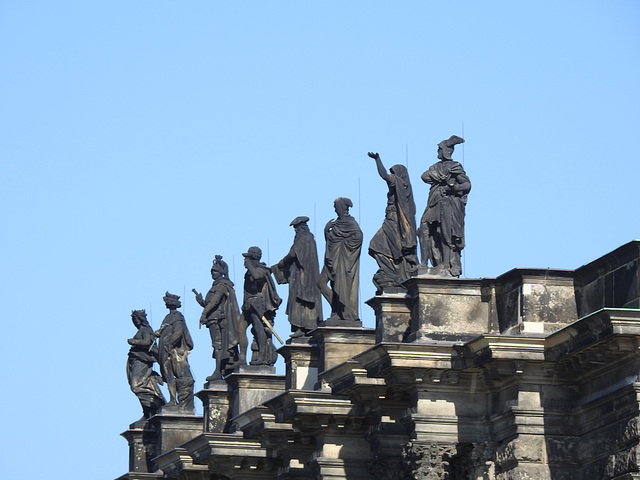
155;292;195;411
127;309;166;419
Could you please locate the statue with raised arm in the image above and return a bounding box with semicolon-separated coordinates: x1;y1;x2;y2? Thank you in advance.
367;152;419;294
418;135;471;277
193;255;243;381
318;197;363;322
155;292;195;411
242;246;282;366
272;216;323;338
127;309;166;419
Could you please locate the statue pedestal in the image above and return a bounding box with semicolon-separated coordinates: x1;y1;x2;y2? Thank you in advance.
147;412;203;459
310;324;376;389
279;337;319;390
404;276;493;342
196;379;231;433
225;366;285;425
366;292;412;343
120;422;160;474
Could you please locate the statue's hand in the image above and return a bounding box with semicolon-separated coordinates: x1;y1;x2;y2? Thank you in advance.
367;152;379;160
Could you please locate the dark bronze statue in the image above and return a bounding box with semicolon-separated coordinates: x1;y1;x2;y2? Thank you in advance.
193;255;243;381
127;309;166;419
242;246;282;366
272;216;323;337
418;135;471;277
318;197;363;322
155;292;195;411
367;152;419;293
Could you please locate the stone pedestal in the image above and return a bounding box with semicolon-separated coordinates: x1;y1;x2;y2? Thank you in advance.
225;365;285;422
493;268;577;334
405;276;493;341
278;338;319;390
120;422;160;474
196;379;232;433
366;292;412;343
309;324;376;389
148;412;203;456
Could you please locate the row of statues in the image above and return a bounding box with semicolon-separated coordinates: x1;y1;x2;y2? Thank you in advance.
127;136;471;418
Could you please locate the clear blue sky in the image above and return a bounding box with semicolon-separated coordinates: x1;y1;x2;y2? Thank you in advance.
1;2;638;478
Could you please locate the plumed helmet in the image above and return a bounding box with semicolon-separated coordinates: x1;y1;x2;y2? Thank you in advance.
211;255;229;276
438;135;465;160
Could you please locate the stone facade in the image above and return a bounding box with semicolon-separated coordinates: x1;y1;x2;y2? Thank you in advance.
118;240;640;480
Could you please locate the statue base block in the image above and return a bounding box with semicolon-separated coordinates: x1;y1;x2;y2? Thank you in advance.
278;341;319;390
196;381;231;433
237;364;276;375
225;368;285;422
287;334;316;345
310;325;376;389
319;318;362;328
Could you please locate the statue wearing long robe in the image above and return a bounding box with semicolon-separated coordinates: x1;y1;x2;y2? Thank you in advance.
418;136;471;277
274;218;322;335
368;153;418;293
319;198;363;322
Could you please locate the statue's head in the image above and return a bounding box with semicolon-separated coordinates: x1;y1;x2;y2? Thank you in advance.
242;246;262;261
290;215;310;231
390;164;409;179
163;292;181;309
334;197;352;217
131;309;148;327
211;255;228;279
437;135;465;161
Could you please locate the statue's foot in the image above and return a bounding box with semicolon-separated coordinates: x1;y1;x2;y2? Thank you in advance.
206;373;222;381
290;329;304;338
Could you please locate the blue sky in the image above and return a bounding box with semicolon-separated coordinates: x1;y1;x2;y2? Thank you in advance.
1;2;638;478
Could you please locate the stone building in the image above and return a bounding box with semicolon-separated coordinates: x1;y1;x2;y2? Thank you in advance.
118;240;640;480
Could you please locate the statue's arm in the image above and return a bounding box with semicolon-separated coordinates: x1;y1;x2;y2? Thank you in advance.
128;328;154;346
368;152;390;182
450;173;471;194
246;260;268;280
192;289;206;308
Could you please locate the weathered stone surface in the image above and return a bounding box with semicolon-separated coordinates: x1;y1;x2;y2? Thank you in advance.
225;368;285;422
366;293;412;343
405;277;493;341
195;380;231;433
575;240;640;316
278;341;319;391
148;412;203;457
309;325;375;384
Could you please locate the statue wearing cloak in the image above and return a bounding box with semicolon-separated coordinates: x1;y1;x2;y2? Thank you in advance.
273;216;322;336
242;246;282;366
419;135;471;277
319;197;363;322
